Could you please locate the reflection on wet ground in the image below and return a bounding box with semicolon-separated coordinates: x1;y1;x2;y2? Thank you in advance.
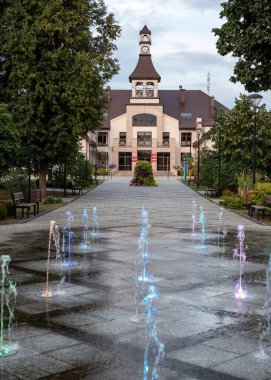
0;224;271;379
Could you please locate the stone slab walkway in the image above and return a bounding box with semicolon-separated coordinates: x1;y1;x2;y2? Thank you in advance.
0;177;270;379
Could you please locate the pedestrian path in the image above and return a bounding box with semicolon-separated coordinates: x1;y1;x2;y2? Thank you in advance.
0;177;271;379
0;177;268;245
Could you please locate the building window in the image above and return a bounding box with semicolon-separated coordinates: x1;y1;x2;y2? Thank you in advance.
181;112;192;118
157;152;170;171
181;153;191;162
181;132;191;147
137;150;151;163
146;82;154;97
132;114;157;126
119;152;132;171
119;132;126;146
137;132;152;146
135;82;144;97
98;132;108;146
162;132;170;146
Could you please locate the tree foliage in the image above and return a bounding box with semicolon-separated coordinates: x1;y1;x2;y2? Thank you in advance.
213;0;271;92
0;0;120;192
0;103;20;177
205;95;271;179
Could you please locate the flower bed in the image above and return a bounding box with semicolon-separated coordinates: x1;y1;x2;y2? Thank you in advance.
130;161;158;187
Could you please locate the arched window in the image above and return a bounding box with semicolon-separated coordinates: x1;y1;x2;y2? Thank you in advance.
146;82;154;97
132;113;157;126
135;82;144;97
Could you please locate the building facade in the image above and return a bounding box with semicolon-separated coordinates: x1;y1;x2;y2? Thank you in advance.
97;25;228;175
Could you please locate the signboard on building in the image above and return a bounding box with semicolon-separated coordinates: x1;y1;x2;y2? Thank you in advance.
132;156;137;163
151;153;157;163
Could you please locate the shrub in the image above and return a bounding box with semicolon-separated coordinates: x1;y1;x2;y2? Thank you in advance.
43;195;62;204
0;204;7;220
130;161;158;187
221;195;246;209
0;200;14;216
248;183;271;205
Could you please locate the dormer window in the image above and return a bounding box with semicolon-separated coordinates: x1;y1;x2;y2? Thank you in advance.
146;82;154;97
135;82;144;97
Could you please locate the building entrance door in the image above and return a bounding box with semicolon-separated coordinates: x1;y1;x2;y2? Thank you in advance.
137;151;151;163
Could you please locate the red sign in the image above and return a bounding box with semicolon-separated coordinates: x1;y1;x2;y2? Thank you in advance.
151;152;157;163
132;156;137;163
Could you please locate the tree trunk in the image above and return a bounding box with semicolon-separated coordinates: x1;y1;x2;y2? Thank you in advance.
39;168;47;199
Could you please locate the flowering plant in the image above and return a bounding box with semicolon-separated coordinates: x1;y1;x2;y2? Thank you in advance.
130;160;158;186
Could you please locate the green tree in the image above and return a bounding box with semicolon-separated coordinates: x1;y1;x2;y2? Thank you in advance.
205;95;271;181
213;0;271;92
0;0;120;195
0;103;20;178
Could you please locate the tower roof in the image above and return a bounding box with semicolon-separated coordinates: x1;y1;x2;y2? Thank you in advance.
129;55;161;82
140;25;151;35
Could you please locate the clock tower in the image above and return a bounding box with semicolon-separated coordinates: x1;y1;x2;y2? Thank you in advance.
139;25;151;55
129;25;161;99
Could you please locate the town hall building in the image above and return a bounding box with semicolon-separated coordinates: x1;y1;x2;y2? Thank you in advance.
97;25;228;176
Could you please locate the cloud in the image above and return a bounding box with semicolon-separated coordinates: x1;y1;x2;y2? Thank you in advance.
106;0;271;110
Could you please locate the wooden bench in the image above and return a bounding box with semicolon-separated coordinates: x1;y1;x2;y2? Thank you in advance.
249;195;271;221
71;184;83;195
30;189;42;214
12;192;36;219
205;188;216;197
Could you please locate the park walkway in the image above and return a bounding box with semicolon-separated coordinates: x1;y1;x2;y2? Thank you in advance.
0;177;269;244
0;177;271;380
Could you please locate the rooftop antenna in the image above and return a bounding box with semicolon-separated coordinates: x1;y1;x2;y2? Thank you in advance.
207;72;211;96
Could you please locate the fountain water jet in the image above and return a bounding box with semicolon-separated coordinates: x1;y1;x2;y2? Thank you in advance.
62;211;77;267
199;206;206;249
0;255;18;357
137;207;158;283
91;207;98;236
81;209;90;249
42;220;60;298
141;285;165;380
233;224;247;299
258;252;271;358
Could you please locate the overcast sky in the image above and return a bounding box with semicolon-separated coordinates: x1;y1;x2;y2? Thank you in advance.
105;0;270;110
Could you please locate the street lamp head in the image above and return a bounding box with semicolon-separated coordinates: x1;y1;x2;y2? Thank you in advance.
248;93;263;110
196;117;203;134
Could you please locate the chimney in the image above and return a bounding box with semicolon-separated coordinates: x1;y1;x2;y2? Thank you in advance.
179;88;186;104
210;95;215;117
106;85;111;101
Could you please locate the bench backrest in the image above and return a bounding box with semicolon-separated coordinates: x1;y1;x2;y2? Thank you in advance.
12;192;24;205
30;189;42;203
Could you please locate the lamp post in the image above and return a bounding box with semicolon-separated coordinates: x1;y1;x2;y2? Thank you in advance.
196;118;203;189
248;94;263;186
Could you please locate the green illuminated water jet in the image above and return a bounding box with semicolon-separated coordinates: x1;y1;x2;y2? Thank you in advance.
0;255;18;357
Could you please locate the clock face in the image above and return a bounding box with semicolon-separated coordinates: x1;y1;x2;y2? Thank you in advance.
141;46;149;53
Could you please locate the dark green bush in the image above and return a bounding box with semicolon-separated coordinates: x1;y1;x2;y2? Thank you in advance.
43;195;62;204
0;204;7;220
221;195;246;209
130;161;158;187
0;200;14;216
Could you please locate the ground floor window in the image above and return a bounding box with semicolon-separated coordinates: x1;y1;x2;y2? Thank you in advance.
137;150;151;163
157;152;170;171
119;152;132;171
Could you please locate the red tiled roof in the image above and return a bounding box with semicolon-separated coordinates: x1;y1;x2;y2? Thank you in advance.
102;89;228;130
129;55;161;82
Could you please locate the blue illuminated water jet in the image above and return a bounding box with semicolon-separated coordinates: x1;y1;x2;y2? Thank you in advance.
141;285;165;380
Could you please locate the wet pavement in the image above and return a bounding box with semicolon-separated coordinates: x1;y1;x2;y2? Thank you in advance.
0;177;271;379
